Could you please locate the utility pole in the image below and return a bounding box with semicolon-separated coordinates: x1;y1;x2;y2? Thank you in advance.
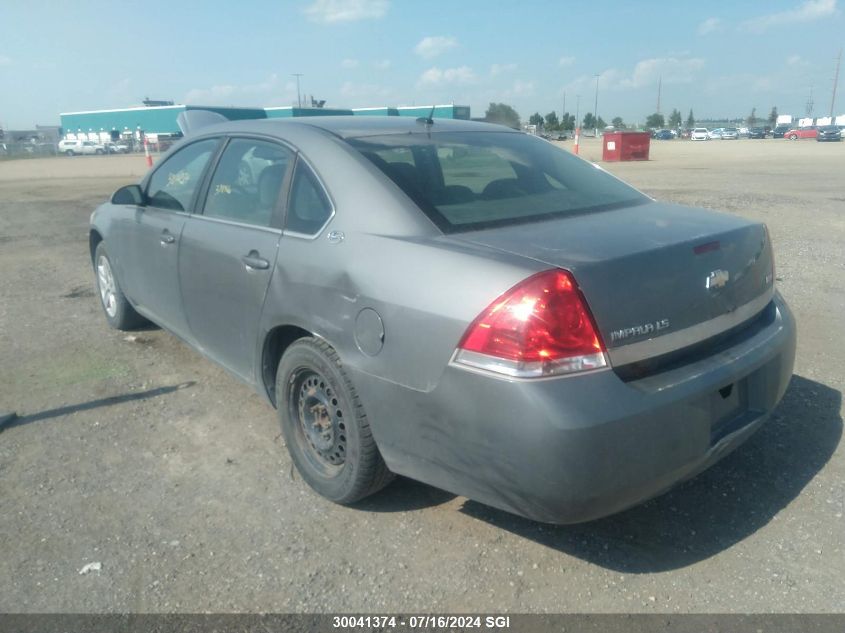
806;85;814;117
292;73;303;108
831;48;842;118
656;75;662;114
562;92;566;123
575;94;581;130
593;74;600;137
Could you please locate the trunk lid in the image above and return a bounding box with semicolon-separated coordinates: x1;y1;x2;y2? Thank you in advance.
449;201;774;363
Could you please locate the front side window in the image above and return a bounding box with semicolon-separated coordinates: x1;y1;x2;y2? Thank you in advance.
146;138;218;212
286;161;332;235
203;138;293;227
349;131;647;233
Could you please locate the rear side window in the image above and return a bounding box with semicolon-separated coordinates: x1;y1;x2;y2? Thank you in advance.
286;162;332;235
146;139;218;212
349;131;646;233
203;138;293;228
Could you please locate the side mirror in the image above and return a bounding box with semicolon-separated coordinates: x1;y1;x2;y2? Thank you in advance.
111;184;144;206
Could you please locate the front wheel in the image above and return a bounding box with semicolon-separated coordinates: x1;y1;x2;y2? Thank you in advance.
93;242;147;330
65;150;74;156
277;338;394;504
95;149;104;155
789;134;798;140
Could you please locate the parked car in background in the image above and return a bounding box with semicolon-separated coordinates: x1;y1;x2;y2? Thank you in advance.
785;127;818;140
691;127;709;141
721;128;739;140
816;126;842;142
772;125;791;139
653;129;674;140
747;127;767;139
708;128;725;139
58;139;106;156
104;142;130;154
88;115;795;524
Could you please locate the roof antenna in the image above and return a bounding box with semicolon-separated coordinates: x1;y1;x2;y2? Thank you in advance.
416;105;436;127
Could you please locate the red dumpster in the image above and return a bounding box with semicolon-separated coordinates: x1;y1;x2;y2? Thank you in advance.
602;131;651;161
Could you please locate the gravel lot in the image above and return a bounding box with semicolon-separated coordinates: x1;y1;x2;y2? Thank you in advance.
0;137;842;613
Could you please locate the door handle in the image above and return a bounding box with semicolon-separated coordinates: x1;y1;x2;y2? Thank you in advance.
242;251;270;270
160;232;176;245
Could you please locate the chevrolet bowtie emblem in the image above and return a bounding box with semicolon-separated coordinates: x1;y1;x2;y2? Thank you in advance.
706;269;730;289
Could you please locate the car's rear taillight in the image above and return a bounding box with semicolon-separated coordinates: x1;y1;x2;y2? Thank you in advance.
453;269;607;378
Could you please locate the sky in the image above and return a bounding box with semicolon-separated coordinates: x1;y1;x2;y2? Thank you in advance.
1;0;843;129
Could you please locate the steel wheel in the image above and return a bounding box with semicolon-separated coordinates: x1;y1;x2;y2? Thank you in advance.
97;254;117;317
277;337;394;504
288;367;348;476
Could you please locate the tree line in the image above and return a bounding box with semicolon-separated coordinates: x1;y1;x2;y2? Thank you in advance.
483;103;782;131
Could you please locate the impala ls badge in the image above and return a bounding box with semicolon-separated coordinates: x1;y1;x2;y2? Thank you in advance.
706;269;730;290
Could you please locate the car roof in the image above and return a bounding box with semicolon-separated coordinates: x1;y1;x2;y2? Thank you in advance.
198;115;515;140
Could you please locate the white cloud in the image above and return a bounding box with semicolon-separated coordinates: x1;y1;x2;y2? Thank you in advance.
506;80;535;98
414;36;458;59
416;66;476;88
697;17;721;35
374;59;391;70
743;0;836;32
341;58;359;68
185;74;296;105
489;63;517;76
620;56;705;89
304;0;389;23
558;56;575;67
0;55;11;67
786;54;809;67
564;56;704;95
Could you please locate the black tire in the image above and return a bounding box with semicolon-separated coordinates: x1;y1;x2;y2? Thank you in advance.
93;242;146;330
276;337;394;504
95;149;104;155
789;134;798;140
65;150;74;156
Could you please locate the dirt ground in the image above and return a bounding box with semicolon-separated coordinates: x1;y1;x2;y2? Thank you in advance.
0;138;843;613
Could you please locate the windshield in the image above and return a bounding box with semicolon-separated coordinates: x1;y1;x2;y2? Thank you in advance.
348;131;647;233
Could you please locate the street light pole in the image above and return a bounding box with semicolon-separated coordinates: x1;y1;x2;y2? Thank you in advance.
292;73;303;108
575;95;580;131
593;74;600;137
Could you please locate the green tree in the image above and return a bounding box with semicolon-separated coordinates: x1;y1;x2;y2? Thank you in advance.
686;109;695;127
746;107;757;126
596;116;606;129
611;116;625;129
529;112;544;127
645;112;665;129
561;112;575;130
768;106;778;126
668;108;682;128
544;111;559;130
582;112;596;129
484;102;521;129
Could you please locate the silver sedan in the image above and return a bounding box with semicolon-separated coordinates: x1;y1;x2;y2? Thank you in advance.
89;116;796;524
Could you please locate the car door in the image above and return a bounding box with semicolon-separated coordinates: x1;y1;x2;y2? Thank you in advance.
123;137;221;338
178;137;294;381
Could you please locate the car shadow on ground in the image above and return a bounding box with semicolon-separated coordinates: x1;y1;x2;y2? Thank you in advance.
0;382;195;432
458;374;841;572
352;476;458;513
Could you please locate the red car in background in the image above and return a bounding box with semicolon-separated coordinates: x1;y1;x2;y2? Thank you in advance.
784;127;818;140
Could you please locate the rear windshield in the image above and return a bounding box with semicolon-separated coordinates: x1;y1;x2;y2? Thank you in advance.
348;131;647;233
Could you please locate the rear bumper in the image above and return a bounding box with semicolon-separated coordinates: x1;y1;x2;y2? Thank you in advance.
352;293;796;524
